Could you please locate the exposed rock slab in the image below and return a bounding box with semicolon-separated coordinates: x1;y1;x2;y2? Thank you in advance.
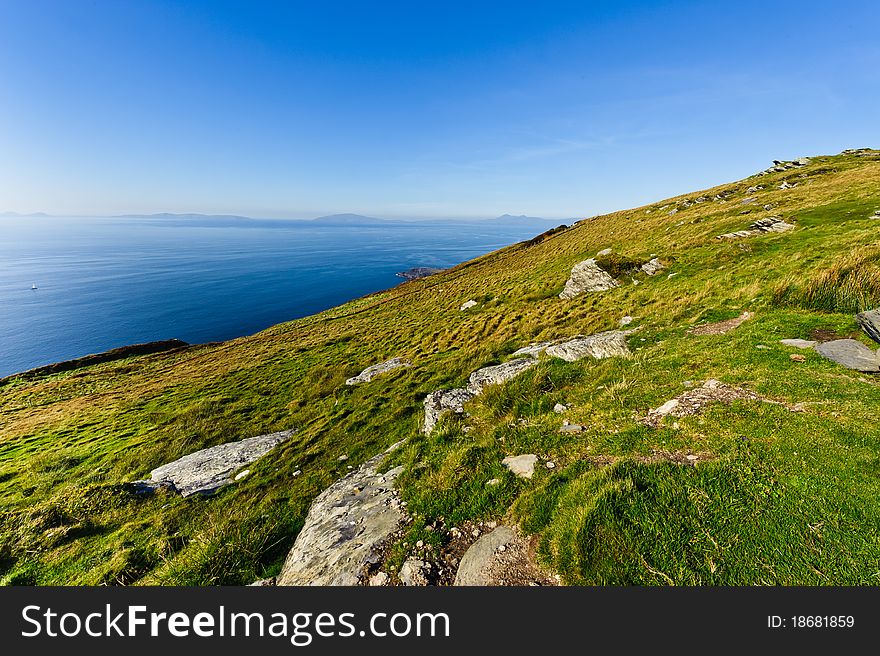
559;259;620;299
277;443;405;586
814;339;879;373
422;388;475;434
460;300;478;311
856;309;880;345
133;430;293;497
502;454;538;479
780;338;818;349
545;330;632;362
511;341;555;358
454;526;516;586
345;358;411;385
466;358;537;395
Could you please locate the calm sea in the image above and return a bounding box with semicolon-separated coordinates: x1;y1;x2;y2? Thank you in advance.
0;216;547;377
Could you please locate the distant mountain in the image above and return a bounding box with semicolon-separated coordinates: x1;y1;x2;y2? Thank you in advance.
493;214;549;222
311;213;391;225
1;211;50;217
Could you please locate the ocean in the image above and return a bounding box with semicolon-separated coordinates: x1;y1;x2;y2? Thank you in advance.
0;215;549;377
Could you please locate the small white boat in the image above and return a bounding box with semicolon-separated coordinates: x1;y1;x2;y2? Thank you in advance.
31;282;38;290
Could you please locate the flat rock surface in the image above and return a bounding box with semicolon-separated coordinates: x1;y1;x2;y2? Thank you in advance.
277;443;405;586
545;330;632;361
780;338;818;349
558;259;619;299
454;526;516;585
422;388;475;434
466;358;537;394
856;309;880;345
138;430;293;497
502;454;538;479
454;526;557;586
345;358;411;385
815;339;879;372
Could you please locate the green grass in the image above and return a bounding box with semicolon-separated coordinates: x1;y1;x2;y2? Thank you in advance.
2;149;880;585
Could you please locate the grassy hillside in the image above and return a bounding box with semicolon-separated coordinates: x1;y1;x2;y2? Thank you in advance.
2;149;879;585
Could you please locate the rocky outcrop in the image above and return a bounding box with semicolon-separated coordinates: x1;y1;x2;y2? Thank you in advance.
502;454;538;479
422;388;475;434
276;443;405;586
717;217;794;240
545;331;632;362
814;339;879;373
757;157;811;175
856;309;880;345
396;267;445;281
558;259;620;299
512;330;632;362
345;358;411;385
466;358;537;395
641;258;665;276
131;430;293;497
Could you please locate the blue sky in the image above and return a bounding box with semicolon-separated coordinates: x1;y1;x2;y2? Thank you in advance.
1;0;878;219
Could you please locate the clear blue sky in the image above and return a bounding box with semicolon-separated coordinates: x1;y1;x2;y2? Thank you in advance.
1;0;878;219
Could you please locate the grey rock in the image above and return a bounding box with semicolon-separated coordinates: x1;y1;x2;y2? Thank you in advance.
778;181;797;190
619;315;634;326
248;577;276;586
780;338;818;349
276;443;405;586
717;217;794;240
596;248;613;256
559;259;620;299
399;559;429;586
345;358;411;385
502;454;538;479
422;388;475;434
460;300;478;311
814;339;879;372
553;403;569;413
641;258;665;276
545;330;632;362
856;309;880;344
134;430;293;497
559;424;585;433
511;341;555;358
466;358;537;395
454;526;516;586
741;197;757;205
368;572;390;586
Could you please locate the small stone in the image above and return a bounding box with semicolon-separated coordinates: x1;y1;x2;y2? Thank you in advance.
472;529;481;538
292;469;302;477
486;478;500;486
233;469;250;481
619;315;634;326
338;454;348;461
460;300;478;311
756;344;770;350
596;248;613;256
415;540;424;548
502;454;538;479
790;354;806;363
399;559;429;586
559;424;585;434
368;572;389;586
553;403;569;413
546;461;556;469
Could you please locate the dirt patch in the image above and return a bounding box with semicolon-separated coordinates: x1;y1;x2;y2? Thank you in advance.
688;311;753;336
809;327;860;343
642;379;802;427
482;529;558;586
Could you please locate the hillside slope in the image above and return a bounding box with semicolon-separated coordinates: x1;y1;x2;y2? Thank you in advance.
2;149;879;585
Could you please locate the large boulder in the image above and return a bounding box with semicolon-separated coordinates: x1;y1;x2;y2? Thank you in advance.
345;358;411;385
814;339;879;373
558;259;620;299
856;309;880;345
422;388;475;434
545;330;632;362
132;430;293;497
276;443;405;586
466;358;538;395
